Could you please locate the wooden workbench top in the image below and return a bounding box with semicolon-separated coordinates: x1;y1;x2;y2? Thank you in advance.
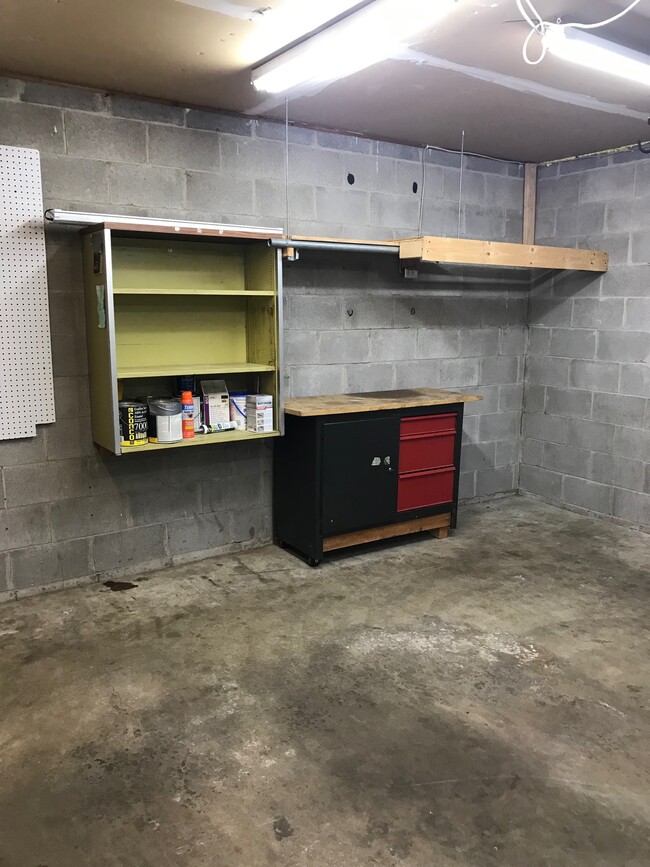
284;388;482;417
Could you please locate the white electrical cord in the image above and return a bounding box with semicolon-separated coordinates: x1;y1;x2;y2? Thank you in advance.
564;0;643;30
516;0;644;66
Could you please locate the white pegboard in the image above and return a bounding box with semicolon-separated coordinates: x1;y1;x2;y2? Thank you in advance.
0;146;55;439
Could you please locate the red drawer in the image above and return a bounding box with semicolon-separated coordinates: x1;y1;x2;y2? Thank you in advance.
399;431;455;473
400;413;457;437
397;467;455;512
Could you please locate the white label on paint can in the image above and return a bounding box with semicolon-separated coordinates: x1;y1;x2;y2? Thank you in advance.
155;414;183;443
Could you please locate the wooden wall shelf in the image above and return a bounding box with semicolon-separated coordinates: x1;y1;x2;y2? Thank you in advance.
286;233;608;273
121;428;280;454
117;362;275;379
399;236;608;272
113;287;275;297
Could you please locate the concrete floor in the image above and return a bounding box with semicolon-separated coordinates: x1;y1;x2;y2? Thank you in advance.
0;497;649;867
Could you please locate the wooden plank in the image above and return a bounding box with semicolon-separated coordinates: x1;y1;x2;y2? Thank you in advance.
401;236;608;272
113;287;274;296
120;429;280;453
522;163;537;245
399;237;425;260
284;387;482;417
117;362;274;379
323;513;451;552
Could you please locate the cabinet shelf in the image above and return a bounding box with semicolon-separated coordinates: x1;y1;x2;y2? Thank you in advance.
82;224;282;455
121;429;280;453
113;287;274;296
117;362;275;379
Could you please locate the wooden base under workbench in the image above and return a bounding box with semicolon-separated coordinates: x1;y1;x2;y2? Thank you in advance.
323;512;451;552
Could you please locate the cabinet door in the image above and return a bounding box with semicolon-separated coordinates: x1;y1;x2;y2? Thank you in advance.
321;417;399;535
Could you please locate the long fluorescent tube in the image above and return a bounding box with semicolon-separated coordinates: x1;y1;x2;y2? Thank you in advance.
44;209;283;235
542;24;650;86
252;0;458;94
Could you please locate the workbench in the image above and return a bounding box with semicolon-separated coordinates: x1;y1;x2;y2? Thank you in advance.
273;387;482;565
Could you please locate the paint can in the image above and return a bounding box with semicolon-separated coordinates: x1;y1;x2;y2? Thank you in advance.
147;397;183;443
118;401;148;447
229;391;247;430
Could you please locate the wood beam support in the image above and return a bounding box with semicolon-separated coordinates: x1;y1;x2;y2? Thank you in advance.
399;236;607;272
323;512;451;552
522;162;537;246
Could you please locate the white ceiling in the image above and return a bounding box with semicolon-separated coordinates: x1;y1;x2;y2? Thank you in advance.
2;0;650;161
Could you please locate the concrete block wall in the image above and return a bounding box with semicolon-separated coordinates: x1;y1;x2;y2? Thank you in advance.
283;255;528;503
0;76;525;600
521;153;650;528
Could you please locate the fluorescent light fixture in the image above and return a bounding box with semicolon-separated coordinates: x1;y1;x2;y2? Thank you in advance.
44;209;283;235
542;24;650;86
252;0;458;94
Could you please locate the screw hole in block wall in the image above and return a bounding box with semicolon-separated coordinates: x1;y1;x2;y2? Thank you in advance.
347;173;355;185
412;182;418;194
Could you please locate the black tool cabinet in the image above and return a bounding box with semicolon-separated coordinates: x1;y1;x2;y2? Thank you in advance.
273;390;479;565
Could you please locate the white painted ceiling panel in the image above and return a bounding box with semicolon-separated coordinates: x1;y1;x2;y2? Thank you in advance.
1;0;649;160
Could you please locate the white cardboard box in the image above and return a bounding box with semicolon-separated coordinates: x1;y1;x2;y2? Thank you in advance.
247;394;273;410
201;379;230;425
246;394;273;432
247;410;274;432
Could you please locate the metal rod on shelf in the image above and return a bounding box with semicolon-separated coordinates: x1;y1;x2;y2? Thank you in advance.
268;239;398;255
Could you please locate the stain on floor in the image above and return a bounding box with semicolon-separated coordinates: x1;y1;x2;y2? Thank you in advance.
0;497;648;866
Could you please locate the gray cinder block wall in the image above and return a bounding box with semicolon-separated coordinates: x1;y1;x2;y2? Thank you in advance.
521;153;650;528
0;76;526;600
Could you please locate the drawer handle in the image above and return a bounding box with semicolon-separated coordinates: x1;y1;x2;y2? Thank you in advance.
400;430;455;441
400;467;454;479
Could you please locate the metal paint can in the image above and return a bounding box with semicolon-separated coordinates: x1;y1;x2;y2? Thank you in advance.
147;397;183;443
118;401;148;447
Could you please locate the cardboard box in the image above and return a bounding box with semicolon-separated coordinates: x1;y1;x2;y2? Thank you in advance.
201;380;230;425
247;410;274;433
247;394;273;410
246;394;273;432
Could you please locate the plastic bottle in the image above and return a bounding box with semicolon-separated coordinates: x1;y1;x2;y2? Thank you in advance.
181;390;195;439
